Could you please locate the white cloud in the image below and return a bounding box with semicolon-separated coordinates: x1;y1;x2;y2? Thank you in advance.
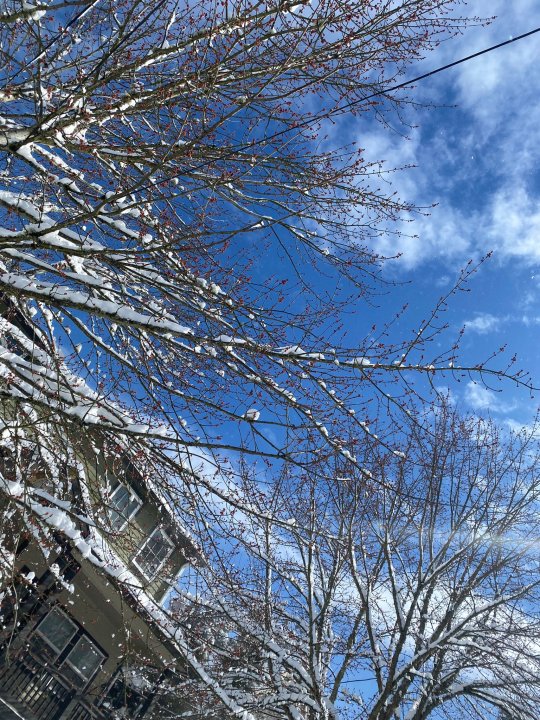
464;381;516;413
452;1;540;129
356;128;474;268
349;0;540;270
503;417;540;437
485;186;540;261
520;314;540;326
464;312;502;334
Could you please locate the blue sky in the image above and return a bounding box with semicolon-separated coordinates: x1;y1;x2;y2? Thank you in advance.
335;0;540;429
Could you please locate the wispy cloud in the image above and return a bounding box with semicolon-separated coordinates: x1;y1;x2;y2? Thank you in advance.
351;0;540;270
520;314;540;326
464;312;503;334
464;381;517;413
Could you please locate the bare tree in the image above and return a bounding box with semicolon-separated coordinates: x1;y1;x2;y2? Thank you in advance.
174;407;540;720
0;0;506;472
0;0;536;716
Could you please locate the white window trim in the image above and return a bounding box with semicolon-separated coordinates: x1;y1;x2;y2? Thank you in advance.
108;482;142;531
132;527;174;580
36;607;78;656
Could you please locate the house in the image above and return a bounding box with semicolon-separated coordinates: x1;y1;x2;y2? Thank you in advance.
0;436;201;720
0;300;201;720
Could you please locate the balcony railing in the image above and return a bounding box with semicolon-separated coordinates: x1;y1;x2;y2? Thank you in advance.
0;649;109;720
0;649;72;719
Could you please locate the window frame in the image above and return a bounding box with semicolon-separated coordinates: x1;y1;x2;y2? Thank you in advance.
35;606;78;656
34;606;107;688
63;634;106;683
107;482;142;531
133;526;174;580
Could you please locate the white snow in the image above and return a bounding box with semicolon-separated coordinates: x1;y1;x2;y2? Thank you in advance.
243;409;260;422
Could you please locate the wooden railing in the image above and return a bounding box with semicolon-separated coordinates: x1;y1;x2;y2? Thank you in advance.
0;649;73;720
0;650;109;720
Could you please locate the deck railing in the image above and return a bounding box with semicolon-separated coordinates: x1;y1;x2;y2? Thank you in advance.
0;650;109;720
0;649;73;720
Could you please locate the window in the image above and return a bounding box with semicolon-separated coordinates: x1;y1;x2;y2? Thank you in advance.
64;635;105;682
36;607;78;655
108;483;142;530
33;608;107;688
133;527;174;579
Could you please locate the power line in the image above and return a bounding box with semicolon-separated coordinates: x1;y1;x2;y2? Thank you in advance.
136;24;540;196
260;25;540;144
344;25;540;114
140;22;540;184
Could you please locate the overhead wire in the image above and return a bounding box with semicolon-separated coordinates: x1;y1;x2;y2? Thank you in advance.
134;24;540;191
341;25;540;114
264;24;540;142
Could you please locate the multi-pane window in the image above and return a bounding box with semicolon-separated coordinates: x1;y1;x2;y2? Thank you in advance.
36;607;77;654
65;636;105;682
35;607;106;687
134;527;174;579
108;483;142;530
